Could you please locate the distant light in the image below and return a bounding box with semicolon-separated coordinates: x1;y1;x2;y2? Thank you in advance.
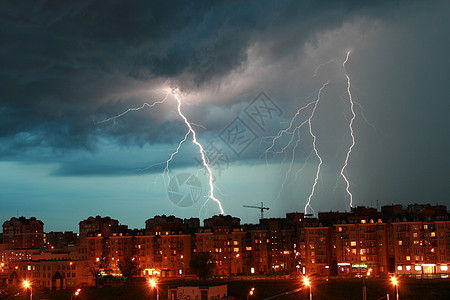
249;287;255;295
303;277;310;286
23;280;30;288
149;279;157;288
391;277;398;286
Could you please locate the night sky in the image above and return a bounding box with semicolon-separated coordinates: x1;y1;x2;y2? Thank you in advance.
1;1;449;232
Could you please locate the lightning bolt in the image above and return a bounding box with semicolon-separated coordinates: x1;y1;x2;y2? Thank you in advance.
304;82;328;215
95;93;169;125
339;51;356;209
264;82;328;215
263;101;314;202
172;91;224;215
163;130;190;181
264;101;316;161
96;89;224;215
313;57;337;77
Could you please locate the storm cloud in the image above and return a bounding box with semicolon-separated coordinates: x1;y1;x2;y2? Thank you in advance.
0;0;449;230
1;0;405;154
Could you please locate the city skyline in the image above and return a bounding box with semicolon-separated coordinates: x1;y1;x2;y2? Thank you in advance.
2;202;447;234
2;203;448;280
1;1;449;232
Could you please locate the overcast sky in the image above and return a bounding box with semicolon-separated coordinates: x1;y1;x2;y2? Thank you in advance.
1;0;449;232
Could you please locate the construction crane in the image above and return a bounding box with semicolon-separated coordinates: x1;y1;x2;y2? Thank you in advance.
243;202;269;219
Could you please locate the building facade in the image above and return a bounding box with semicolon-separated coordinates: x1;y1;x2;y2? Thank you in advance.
0;204;449;288
2;217;44;250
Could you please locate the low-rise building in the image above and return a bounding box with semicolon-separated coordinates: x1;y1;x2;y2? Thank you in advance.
168;284;227;300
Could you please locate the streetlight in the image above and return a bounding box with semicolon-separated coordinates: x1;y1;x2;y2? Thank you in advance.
71;288;81;300
391;276;399;300
23;280;32;300
149;279;159;300
247;287;255;300
303;276;312;300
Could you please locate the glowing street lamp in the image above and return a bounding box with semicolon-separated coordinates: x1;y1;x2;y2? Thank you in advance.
391;276;399;300
247;287;255;300
303;277;312;300
23;280;30;288
23;280;32;300
71;288;81;299
149;279;159;300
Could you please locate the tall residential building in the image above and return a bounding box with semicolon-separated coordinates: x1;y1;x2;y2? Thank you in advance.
79;216;124;238
2;217;44;250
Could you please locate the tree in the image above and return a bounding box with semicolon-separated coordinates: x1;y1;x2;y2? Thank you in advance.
86;256;109;288
189;252;215;279
118;256;141;281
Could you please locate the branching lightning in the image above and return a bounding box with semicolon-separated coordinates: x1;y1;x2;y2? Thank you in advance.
264;101;314;202
96;51;359;216
340;51;356;209
304;82;328;215
264;82;329;215
172;91;224;215
95;93;169;125
163;130;190;181
96;89;224;215
265;51;360;214
264;101;316;160
313;57;336;77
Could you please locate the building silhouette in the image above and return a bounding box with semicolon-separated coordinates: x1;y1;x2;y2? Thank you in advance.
0;204;449;291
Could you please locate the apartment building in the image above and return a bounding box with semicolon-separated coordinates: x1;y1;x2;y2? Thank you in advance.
0;204;448;287
2;217;44;250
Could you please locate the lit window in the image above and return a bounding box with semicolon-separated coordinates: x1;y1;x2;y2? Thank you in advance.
397;266;403;271
415;266;422;271
398;241;402;246
406;265;411;271
423;225;428;230
351;241;356;247
431;232;436;237
406;256;411;261
441;265;448;271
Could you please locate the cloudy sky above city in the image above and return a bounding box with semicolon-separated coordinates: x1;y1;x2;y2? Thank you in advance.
1;0;449;232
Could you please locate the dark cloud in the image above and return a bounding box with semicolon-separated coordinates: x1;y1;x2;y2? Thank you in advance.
1;0;404;157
